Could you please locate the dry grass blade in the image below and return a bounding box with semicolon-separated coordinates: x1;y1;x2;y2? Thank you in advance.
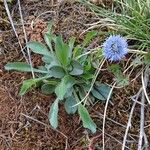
138;69;149;149
3;0;28;62
102;82;116;150
17;0;35;78
141;68;150;105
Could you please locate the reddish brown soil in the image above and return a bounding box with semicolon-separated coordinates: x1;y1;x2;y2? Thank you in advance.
0;1;150;150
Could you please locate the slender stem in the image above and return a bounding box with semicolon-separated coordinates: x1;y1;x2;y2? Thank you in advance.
128;49;148;54
102;83;116;150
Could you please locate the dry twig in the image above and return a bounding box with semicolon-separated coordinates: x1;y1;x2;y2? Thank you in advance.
122;87;142;150
138;68;149;150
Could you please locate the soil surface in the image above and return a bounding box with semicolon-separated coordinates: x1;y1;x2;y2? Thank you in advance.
0;0;150;150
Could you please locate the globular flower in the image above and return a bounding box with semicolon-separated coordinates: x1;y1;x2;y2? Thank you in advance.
102;35;128;61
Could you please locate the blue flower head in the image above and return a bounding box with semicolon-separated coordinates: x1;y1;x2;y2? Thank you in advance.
102;35;128;61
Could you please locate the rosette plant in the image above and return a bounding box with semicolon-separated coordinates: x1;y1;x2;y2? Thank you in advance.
5;24;111;133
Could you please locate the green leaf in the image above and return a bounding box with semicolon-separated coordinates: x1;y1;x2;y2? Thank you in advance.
41;83;55;94
42;52;59;65
131;57;143;67
82;73;94;81
27;41;51;56
50;66;65;78
84;58;92;71
42;55;53;64
44;80;58;85
64;96;77;114
108;64;121;75
44;33;54;52
91;83;111;100
19;78;42;95
73;45;82;58
47;21;53;33
69;60;83;75
5;62;47;73
64;87;73;98
81;83;91;92
78;54;88;64
44;53;61;68
114;75;129;87
55;75;75;100
78;89;86;100
144;53;150;65
54;36;70;66
37;66;47;71
6;0;14;3
82;31;97;47
68;37;76;58
48;99;59;129
78;104;96;133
